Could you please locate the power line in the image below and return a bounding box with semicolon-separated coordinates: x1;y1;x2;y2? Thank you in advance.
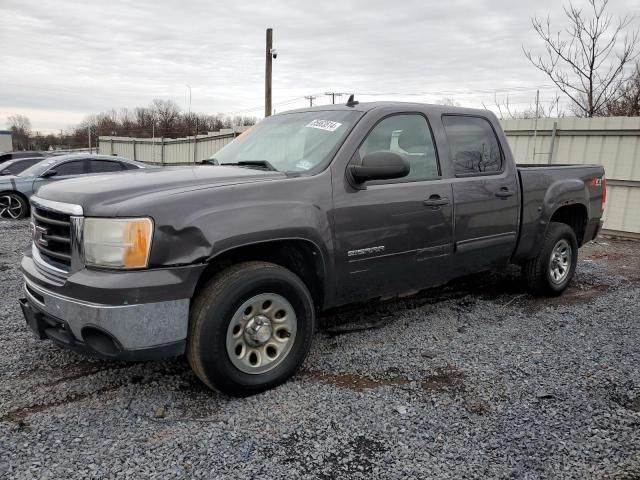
225;95;310;115
355;85;558;97
224;85;560;116
324;92;346;104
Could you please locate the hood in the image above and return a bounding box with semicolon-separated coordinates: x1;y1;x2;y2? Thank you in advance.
35;165;286;211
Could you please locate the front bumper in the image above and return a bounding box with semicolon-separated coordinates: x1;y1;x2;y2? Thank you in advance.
20;251;206;361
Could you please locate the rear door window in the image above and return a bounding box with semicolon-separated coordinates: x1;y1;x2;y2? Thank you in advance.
442;115;503;175
87;159;125;173
54;160;86;176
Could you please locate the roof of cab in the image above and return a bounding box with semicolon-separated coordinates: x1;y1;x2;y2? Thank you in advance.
279;101;495;118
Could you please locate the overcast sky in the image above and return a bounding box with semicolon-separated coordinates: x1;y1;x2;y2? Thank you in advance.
0;0;637;133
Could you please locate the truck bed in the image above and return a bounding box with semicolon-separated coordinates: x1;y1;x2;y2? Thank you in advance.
513;163;605;263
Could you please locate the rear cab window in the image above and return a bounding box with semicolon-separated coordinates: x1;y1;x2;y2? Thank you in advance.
442;115;503;176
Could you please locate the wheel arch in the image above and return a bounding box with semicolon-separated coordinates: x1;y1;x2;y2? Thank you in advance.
193;238;329;310
548;203;588;246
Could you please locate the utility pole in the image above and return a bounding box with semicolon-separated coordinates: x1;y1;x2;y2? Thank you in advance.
532;89;540;162
186;84;192;162
186;84;192;136
325;92;344;104
152;117;156;163
193;116;198;164
305;95;317;107
265;28;273;117
87;127;91;154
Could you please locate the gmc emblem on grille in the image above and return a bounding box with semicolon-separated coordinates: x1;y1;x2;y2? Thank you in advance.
34;225;49;247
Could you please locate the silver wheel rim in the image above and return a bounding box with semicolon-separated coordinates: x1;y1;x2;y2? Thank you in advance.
549;239;571;284
226;293;297;375
0;195;23;219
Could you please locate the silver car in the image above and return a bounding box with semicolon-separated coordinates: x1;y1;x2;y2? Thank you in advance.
0;154;148;219
0;157;45;176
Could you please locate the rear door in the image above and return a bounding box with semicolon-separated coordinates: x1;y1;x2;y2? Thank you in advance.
332;111;454;302
86;159;126;174
441;115;519;272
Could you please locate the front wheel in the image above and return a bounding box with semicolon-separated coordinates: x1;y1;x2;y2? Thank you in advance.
523;222;578;296
187;261;316;396
0;193;28;220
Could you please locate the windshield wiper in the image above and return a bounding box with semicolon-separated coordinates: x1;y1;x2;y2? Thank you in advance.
220;160;279;172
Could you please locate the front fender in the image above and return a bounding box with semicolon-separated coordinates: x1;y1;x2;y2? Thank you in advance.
150;199;332;267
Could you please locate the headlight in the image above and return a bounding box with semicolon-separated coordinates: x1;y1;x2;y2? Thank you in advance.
84;218;153;269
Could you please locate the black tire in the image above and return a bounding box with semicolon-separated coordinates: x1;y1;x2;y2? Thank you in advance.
187;261;316;396
523;222;578;296
0;192;28;220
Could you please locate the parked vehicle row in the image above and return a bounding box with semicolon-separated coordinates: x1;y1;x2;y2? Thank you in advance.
17;102;605;397
0;151;47;166
0;154;148;219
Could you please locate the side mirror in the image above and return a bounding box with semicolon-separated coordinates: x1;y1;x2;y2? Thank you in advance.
40;169;57;178
349;151;409;184
0;170;11;176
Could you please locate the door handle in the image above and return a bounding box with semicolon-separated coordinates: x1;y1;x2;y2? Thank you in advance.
495;188;514;199
423;195;450;207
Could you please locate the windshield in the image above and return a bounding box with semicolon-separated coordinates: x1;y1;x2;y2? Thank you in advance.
18;157;58;177
213;110;360;172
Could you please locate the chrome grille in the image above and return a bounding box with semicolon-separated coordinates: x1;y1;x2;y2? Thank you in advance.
32;206;72;268
29;197;83;275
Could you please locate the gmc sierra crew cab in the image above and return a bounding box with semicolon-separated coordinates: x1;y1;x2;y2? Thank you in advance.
19;102;605;396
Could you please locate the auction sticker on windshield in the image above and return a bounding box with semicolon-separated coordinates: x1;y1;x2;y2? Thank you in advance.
305;119;342;132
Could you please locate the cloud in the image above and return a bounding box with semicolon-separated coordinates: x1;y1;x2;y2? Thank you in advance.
0;0;637;132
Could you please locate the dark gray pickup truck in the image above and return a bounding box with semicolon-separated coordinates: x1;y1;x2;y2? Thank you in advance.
19;102;605;396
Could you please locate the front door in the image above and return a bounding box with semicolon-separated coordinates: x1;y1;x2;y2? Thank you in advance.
332;113;454;304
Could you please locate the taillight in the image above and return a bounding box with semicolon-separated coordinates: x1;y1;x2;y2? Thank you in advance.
601;177;607;212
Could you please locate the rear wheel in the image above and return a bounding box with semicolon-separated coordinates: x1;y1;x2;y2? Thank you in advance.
0;193;28;219
523;222;578;296
187;261;315;396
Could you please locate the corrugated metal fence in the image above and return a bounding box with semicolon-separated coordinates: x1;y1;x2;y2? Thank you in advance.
98;128;246;165
500;117;640;237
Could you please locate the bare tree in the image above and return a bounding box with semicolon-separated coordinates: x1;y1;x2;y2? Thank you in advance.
7;114;31;133
5;100;259;151
437;97;461;107
523;0;638;117
486;93;563;120
151;99;181;136
6;114;32;150
604;61;640;115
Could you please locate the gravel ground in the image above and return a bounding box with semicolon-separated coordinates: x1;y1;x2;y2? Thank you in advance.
1;219;639;479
